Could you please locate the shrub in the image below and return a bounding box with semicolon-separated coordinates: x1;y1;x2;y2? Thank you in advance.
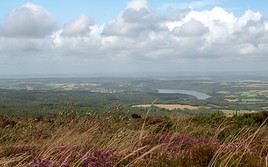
190;144;217;167
0;116;17;128
0;145;37;158
242;111;268;125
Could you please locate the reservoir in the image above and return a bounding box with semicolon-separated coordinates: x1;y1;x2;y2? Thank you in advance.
157;89;211;100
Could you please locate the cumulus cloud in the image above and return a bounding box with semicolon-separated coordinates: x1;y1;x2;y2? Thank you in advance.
61;15;95;36
0;3;57;38
173;19;209;37
1;1;268;74
102;4;166;38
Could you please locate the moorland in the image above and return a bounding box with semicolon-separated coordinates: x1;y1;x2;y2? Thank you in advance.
0;77;267;167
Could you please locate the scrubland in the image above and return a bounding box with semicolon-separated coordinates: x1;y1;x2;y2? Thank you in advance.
0;110;267;167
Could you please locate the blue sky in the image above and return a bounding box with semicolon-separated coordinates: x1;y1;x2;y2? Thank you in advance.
0;0;267;23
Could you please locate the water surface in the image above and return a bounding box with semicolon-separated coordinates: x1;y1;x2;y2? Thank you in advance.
157;89;210;100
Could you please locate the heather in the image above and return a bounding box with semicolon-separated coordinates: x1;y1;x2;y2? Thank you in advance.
0;111;267;167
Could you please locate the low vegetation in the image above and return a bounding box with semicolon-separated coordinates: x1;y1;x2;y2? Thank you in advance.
1;79;268;166
0;110;267;167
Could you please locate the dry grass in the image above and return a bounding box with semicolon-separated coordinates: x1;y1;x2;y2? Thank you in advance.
0;114;267;167
132;104;199;111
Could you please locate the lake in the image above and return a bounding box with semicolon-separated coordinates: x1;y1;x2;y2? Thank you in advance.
157;89;211;100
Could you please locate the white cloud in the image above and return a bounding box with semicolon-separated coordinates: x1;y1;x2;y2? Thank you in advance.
265;22;268;31
238;10;262;28
102;4;166;38
238;43;256;55
1;2;268;74
0;3;57;38
127;0;148;10
61;15;95;36
173;19;209;37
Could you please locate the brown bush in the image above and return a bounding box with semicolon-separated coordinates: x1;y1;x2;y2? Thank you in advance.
190;144;216;167
0;117;17;128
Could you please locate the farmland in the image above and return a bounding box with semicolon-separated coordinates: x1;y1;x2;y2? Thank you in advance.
1;77;268;117
0;77;267;166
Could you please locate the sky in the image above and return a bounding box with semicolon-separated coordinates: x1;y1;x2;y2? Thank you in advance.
0;0;268;76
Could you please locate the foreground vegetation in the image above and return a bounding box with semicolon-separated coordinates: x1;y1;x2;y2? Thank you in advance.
0;110;267;167
0;78;268;166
